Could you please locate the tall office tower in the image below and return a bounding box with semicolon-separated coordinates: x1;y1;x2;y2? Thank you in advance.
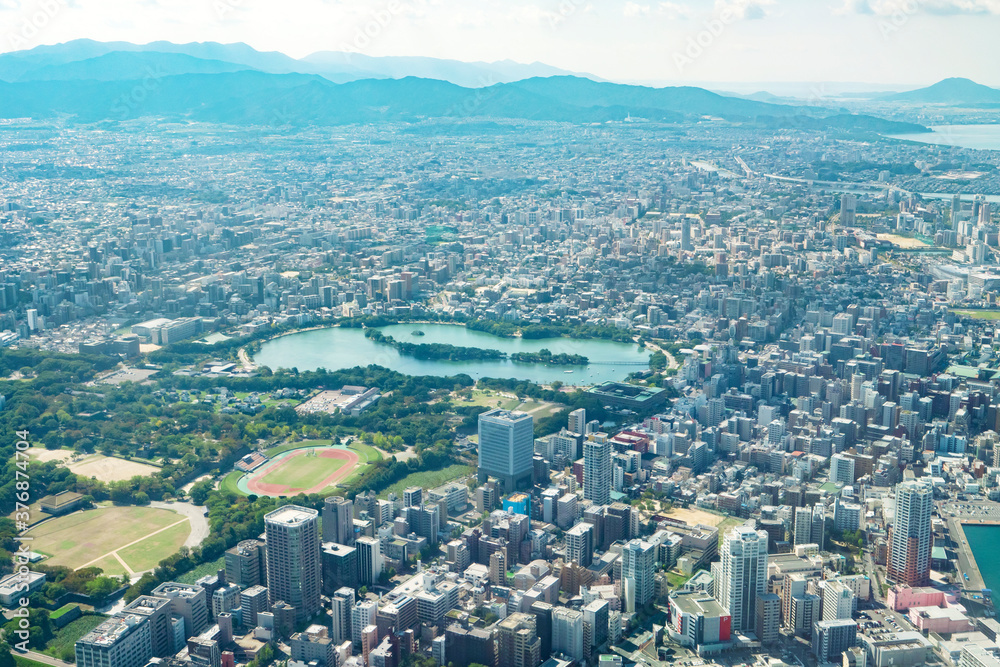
498;613;542;667
75;612;152;667
264;505;321;622
830;454;855;485
478;409;534;492
351;600;377;649
225;539;263;588
583;435;612;506
811;504;826;548
121;596;172;658
330;588;354;645
793;505;825;547
403;486;422;508
841;193;857;227
887;479;933;586
621;539;655;613
716;526;768;634
568;408;586;434
755;593;780;644
565;522;594;567
681;217;694;251
322;496;354;546
953;194;962;229
813;619;857;663
551;607;585;663
823;580;856;621
356;536;384;586
150;582;209;640
489;550;506;586
240;586;269;629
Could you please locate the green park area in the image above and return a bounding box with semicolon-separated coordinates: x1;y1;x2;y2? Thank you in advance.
25;506;189;572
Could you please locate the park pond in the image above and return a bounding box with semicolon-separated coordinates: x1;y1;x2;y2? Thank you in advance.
253;322;652;385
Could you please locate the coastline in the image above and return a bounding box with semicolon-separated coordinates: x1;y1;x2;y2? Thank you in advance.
950;518;988;591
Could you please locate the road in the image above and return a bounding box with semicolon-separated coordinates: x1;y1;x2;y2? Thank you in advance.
150;500;210;549
18;650;75;667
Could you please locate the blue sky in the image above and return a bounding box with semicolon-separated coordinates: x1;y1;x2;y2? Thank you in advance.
1;0;998;85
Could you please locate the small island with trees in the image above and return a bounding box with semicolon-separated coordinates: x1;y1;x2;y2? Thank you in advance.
364;330;589;365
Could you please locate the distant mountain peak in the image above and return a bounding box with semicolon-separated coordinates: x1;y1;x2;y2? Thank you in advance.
886;77;1000;104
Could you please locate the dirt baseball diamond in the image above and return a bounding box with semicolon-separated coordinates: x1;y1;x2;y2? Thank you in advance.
246;447;360;496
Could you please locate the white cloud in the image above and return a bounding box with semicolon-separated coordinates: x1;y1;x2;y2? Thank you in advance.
836;0;1000;15
623;2;651;17
714;0;776;20
657;1;695;18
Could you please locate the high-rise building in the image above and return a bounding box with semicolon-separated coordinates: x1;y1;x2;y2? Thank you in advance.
75;612;152;667
568;408;587;434
583;434;612;506
621;539;655;613
551;607;584;663
225;539;263;588
887;480;933;586
681;217;694;251
830;454;855;485
403;486;423;508
566;522;594;567
322;496;354;546
755;593;780;644
841;194;857;227
121;596;171;658
793;505;825;547
478;409;534;492
321;542;358;594
330;588;354;645
356;536;384;586
264;505;322;622
150;582;208;640
813;619;857;663
351;600;377;649
497;613;541;667
823;580;856;621
716;526;768;634
240;586;269;629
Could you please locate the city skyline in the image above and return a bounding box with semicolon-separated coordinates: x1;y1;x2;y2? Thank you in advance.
2;0;1000;87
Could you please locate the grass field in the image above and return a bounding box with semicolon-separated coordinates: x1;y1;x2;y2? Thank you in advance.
176;555;226;584
16;656;53;667
221;470;243;494
378;464;475;500
26;506;189;571
455;389;521;410
43;614;107;660
951;309;1000;320
666;571;692;588
717;516;747;546
258;451;347;489
117;521;192;572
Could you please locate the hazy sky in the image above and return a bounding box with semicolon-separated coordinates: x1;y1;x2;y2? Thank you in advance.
2;0;998;85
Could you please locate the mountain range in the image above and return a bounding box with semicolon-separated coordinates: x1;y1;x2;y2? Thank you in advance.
0;40;947;131
0;39;594;87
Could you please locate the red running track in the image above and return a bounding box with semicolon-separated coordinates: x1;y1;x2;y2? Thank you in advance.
246;448;361;496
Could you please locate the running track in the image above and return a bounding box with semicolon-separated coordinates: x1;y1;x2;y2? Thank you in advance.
246;448;361;496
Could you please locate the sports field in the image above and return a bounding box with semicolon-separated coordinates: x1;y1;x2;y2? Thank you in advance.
244;446;362;496
258;450;347;488
25;506;190;574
